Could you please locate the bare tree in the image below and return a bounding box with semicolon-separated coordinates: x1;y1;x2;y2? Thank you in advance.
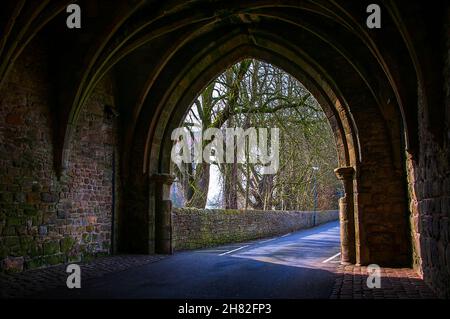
172;59;340;210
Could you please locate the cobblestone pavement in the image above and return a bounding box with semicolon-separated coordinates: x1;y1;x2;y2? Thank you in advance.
0;255;166;298
330;265;438;299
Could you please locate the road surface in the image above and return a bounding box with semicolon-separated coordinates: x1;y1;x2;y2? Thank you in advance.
38;220;341;299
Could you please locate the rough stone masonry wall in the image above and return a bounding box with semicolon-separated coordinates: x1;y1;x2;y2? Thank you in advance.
0;37;116;272
172;208;339;250
407;14;450;298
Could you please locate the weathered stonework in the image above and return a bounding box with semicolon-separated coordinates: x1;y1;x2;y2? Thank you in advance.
405;11;450;298
0;37;117;272
172;208;339;250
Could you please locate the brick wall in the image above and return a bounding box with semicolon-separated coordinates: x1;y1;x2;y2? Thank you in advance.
172;208;339;250
0;37;117;272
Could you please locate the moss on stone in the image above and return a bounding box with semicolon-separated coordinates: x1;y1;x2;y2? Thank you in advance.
24;206;38;216
60;237;76;253
0;245;8;258
82;233;91;243
7;217;23;226
43;254;65;265
29;243;42;257
68;254;82;263
43;240;60;255
26;257;45;269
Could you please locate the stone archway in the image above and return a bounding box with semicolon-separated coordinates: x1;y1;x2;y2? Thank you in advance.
123;27;410;267
152;45;357;260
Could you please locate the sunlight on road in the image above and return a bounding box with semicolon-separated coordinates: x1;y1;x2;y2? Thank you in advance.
231;222;341;269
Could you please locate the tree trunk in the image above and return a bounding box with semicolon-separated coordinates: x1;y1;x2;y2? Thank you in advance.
186;162;210;208
224;162;238;209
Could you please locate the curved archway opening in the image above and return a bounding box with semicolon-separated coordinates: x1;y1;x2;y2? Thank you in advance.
121;26;410;268
170;58;341;211
122;39;363;263
166;58;346;269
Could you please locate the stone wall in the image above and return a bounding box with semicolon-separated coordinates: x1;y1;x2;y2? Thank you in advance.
0;37;117;272
172;208;339;250
407;12;450;298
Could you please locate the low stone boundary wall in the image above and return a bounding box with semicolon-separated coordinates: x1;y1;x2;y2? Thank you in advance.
173;208;339;250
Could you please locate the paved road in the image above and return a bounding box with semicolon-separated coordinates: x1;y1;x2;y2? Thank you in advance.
39;221;341;299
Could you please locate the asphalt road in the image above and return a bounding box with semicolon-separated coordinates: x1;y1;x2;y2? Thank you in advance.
39;220;341;299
